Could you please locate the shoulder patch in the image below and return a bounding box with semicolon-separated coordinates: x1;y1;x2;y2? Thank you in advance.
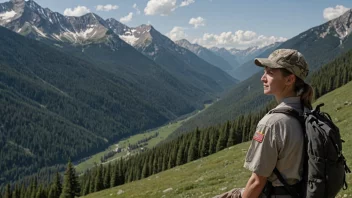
253;131;264;143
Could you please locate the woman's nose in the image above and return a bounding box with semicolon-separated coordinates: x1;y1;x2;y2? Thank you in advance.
261;73;266;82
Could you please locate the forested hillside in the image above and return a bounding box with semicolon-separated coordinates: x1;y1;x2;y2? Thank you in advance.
0;25;222;187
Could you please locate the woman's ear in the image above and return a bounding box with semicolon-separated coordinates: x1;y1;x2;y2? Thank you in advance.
285;74;296;86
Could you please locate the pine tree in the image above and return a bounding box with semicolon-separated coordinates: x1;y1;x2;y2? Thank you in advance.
30;177;38;198
103;163;111;189
110;163;117;188
12;184;20;198
200;130;210;157
187;128;200;162
94;164;104;192
4;184;11;198
141;159;148;179
60;161;80;198
227;125;235;147
216;121;229;152
48;172;62;198
20;184;26;198
176;140;185;166
35;185;46;198
82;175;90;196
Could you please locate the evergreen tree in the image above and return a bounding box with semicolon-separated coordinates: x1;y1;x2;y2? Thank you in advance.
141;159;148;179
60;161;80;198
82;176;90;196
200;130;210;157
48;172;62;198
94;164;104;192
187;128;200;162
35;185;46;198
227;125;235;147
20;184;26;198
216;121;229;152
176;140;185;166
89;172;95;194
30;177;38;198
4;184;11;198
110;161;119;188
103;163;111;189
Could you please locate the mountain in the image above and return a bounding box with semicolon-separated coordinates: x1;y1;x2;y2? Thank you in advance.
229;42;282;65
0;0;110;44
210;47;241;71
0;0;237;99
0;0;238;185
175;39;233;72
173;9;352;135
107;19;238;92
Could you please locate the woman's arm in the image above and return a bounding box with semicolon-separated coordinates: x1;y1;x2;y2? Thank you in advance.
241;172;267;198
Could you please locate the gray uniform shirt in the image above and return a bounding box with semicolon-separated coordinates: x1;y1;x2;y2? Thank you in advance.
244;97;304;186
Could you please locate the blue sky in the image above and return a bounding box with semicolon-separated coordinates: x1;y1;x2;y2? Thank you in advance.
2;0;352;49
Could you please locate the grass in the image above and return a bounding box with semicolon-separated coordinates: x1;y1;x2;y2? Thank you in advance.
75;104;212;173
83;81;352;198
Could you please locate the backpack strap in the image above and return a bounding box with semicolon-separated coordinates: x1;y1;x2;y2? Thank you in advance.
268;107;304;197
269;107;303;124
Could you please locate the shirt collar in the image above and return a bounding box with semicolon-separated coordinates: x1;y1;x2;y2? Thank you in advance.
275;97;302;111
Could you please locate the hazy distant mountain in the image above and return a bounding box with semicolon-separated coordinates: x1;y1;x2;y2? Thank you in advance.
175;39;233;72
229;42;282;80
209;47;241;71
229;42;282;64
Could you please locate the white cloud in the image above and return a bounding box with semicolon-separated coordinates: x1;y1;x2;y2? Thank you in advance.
64;6;90;17
96;4;119;12
166;26;187;41
189;17;205;28
120;12;133;23
180;0;195;7
323;5;350;20
144;0;177;16
133;3;141;15
193;30;287;49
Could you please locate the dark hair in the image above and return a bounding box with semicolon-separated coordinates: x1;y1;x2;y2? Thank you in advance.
280;68;313;109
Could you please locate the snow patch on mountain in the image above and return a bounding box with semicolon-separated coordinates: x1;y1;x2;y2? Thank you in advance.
32;25;47;37
119;34;139;45
0;10;16;22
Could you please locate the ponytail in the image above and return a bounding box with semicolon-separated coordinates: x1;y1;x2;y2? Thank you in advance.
280;68;314;109
294;78;313;110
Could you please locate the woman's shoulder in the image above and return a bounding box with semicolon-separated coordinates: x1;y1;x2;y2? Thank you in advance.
258;111;299;128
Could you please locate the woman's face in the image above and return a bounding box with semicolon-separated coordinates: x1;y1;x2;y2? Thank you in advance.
261;67;287;96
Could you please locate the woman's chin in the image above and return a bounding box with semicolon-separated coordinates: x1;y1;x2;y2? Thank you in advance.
263;90;272;95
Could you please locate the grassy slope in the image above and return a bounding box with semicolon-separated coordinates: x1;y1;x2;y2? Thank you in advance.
83;81;352;198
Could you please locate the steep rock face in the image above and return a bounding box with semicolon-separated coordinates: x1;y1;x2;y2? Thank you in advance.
175;39;233;73
0;0;123;47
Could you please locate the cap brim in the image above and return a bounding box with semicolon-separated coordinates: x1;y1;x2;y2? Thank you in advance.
254;58;284;69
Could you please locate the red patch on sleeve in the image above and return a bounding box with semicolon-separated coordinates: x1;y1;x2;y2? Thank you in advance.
253;131;264;143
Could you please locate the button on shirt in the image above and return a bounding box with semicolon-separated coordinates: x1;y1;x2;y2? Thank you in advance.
244;97;304;186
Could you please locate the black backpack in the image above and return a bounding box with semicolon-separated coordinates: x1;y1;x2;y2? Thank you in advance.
269;103;351;198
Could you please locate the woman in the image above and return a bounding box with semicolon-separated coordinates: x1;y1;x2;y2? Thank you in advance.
214;49;313;198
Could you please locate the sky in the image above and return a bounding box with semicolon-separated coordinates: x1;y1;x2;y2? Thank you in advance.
2;0;352;49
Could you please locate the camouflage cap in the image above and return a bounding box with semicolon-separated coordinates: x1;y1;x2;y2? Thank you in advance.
254;49;309;80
